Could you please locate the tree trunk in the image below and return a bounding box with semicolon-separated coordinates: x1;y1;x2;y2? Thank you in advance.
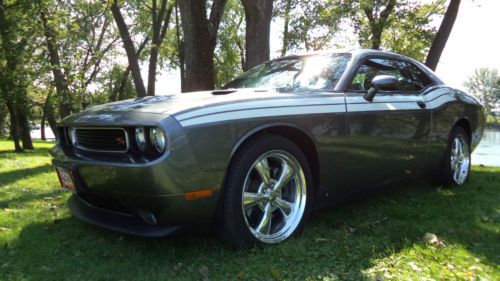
5;100;22;152
40;112;46;141
241;0;273;71
40;10;72;119
148;1;173;96
281;0;292;56
425;0;461;71
178;0;227;92
110;38;150;102
362;0;396;50
110;1;147;98
175;1;186;92
17;103;34;150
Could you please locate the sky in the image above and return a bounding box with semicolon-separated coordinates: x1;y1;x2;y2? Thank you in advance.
433;0;500;89
153;0;500;93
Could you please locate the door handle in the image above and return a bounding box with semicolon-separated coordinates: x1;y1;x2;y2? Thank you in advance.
417;101;427;109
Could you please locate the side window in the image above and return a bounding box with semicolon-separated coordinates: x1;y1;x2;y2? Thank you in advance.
348;58;433;92
404;62;433;91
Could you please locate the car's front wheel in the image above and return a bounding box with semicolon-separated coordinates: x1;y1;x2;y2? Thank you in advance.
219;135;312;248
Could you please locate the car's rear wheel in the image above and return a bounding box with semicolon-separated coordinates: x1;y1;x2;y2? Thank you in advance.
439;126;471;187
219;135;312;248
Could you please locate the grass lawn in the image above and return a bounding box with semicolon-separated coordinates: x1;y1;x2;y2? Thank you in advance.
0;139;498;280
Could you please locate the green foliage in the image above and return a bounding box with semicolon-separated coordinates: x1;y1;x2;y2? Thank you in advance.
340;0;445;61
0;139;499;280
214;0;245;88
36;0;121;113
381;1;445;61
275;0;346;53
464;68;500;114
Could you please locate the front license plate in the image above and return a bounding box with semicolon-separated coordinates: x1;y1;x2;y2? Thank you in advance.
55;166;76;191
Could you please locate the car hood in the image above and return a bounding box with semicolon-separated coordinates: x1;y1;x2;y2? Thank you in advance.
86;88;297;114
59;88;301;126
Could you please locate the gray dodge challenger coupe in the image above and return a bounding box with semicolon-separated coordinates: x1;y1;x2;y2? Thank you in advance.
51;49;485;247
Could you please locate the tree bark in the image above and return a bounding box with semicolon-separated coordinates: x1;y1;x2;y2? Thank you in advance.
147;0;173;96
1;0;26;151
41;91;57;139
241;0;273;71
178;0;227;92
174;1;186;92
425;0;461;71
281;0;292;56
40;10;72;119
40;112;46;141
5;100;23;152
362;0;396;50
17;100;34;150
110;38;150;102
110;1;147;98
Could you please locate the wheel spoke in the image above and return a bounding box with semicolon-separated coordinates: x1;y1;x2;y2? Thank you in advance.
256;202;273;234
273;162;294;191
453;163;461;181
276;197;293;218
243;192;266;210
255;158;271;187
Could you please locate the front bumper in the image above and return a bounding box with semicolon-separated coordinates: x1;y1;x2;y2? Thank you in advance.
68;194;182;237
51;116;226;233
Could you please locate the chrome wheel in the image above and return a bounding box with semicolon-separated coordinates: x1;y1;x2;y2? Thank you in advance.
450;134;470;185
241;150;307;243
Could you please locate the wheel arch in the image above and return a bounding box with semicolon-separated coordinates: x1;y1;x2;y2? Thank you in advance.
453;118;472;142
226;123;320;196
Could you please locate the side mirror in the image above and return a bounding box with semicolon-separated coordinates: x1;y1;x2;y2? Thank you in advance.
364;75;399;102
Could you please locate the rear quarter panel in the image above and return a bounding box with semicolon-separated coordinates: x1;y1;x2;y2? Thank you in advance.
426;87;485;171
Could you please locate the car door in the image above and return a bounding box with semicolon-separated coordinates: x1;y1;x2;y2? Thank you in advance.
342;56;433;190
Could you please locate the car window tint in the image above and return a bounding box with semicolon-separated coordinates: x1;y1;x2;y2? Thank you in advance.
348;58;432;92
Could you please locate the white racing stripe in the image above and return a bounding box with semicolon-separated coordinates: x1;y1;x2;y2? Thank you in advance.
175;96;346;121
347;102;421;112
178;90;457;127
427;94;456;109
179;104;346;127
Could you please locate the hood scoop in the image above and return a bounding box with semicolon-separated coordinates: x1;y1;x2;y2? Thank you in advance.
211;89;237;95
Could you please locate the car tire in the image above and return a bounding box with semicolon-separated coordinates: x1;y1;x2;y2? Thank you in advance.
438;126;471;187
218;134;313;248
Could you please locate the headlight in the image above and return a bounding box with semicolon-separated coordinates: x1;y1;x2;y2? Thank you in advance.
135;127;146;151
149;128;166;153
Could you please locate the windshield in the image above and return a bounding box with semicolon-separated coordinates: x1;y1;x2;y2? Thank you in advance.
223;53;351;92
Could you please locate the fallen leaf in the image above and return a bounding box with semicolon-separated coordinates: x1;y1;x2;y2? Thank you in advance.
236;271;245;279
199;265;209;281
315;238;335;242
40;265;51;272
408;262;420;272
423;233;438;243
172;262;183;274
270;266;283;280
468;265;482;271
422;233;445;247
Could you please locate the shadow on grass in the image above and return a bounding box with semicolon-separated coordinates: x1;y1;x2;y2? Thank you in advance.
0;146;52;157
1;170;498;280
0;164;54;186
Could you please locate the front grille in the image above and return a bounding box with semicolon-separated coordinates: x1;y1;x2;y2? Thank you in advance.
70;127;129;153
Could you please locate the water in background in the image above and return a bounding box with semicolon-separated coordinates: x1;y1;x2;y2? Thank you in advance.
472;128;500;167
